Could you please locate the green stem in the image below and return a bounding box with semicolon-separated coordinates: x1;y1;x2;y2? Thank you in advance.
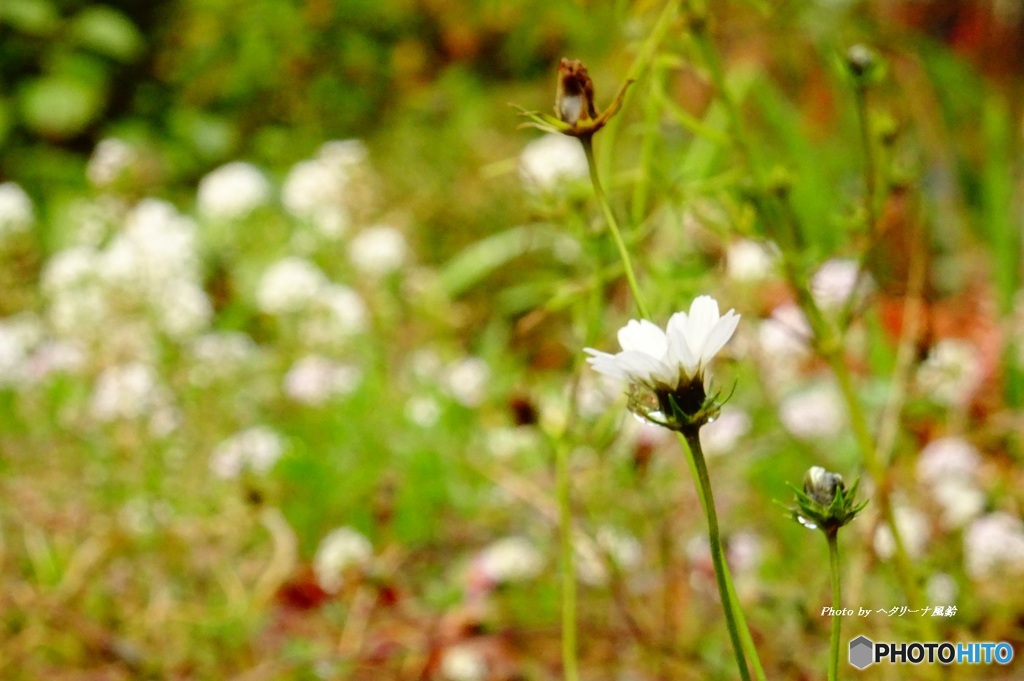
827;532;842;681
555;438;580;681
682;429;751;681
723;560;767;681
689;18;762;186
839;85;878;329
581;135;651;320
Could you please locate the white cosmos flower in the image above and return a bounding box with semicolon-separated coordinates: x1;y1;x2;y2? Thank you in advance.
584;295;740;389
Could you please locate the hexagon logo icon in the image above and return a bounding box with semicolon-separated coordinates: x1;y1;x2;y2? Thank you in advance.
849;635;874;669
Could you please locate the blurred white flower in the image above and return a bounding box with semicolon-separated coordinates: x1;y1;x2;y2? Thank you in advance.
811;258;871;311
597;526;642;569
48;287;110;338
914;436;985;528
440;644;487;681
256;257;327;314
196;161;271;221
518;133;588;193
931;478;985;529
728;530;765;602
757;304;811;361
916;436;981;483
23;339;85;384
348;225;407;276
64;196;123;246
916;339;982;407
283;355;361;405
187;332;260;386
103;199;200;295
577;526;643;586
282;140;368;237
298;284;369;348
778;383;845;440
148;404;181;439
964;513;1024;580
41;200;209;343
408;348;442;381
313;526;373;593
39;245;112;344
726;239;776;282
700;407;751;456
474;536;543;585
283;162;351;237
728;531;763;574
585;296;740;389
152;281;212;339
926;573;959;606
325;283;367;326
210;426;285;479
42;246;102;295
0;182;34;239
574;372;621;419
86;138;138;188
443;357;491;407
0;313;44;388
874;506;929;560
483;427;541;460
405;395;441;427
91;362;165;422
319;139;369;166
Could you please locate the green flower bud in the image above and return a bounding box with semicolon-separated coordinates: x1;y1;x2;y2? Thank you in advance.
785;466;868;536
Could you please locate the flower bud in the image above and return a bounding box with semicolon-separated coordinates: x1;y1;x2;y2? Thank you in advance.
787;466;867;536
804;466;844;506
845;44;885;85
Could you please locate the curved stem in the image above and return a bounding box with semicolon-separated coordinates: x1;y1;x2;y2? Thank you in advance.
682;429;751;681
827;532;842;681
581;135;651;320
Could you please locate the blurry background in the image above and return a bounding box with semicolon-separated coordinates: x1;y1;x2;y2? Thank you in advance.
1;0;1023;679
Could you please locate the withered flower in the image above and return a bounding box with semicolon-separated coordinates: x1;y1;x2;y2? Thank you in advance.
514;58;633;140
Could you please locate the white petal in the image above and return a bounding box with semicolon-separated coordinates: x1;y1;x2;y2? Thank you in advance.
697;310;740;364
616;350;674;385
684;296;721;360
584;349;630;380
665;310;699;376
617;319;667;358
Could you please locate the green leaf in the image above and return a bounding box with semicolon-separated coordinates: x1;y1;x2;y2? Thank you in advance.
439;225;574;297
18;75;105;138
0;0;60;36
69;6;145;62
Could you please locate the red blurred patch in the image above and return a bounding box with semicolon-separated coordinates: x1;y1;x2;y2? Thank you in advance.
275;567;330;611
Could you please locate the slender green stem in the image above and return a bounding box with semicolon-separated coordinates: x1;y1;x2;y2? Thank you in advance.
827;532;842;681
678;432;765;680
723;560;767;681
682;429;751;681
689;19;762;186
854;86;877;234
555;437;580;681
839;85;879;329
581;135;651;320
